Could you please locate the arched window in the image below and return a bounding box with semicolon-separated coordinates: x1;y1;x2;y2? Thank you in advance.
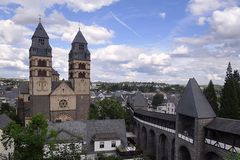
79;72;85;78
38;70;46;77
38;60;47;67
69;72;73;78
79;63;86;69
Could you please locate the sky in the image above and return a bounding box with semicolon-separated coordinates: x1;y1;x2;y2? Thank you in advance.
0;0;240;85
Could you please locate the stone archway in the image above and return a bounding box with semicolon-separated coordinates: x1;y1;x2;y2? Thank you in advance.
179;146;191;160
141;126;147;151
158;134;169;160
205;152;223;160
147;129;156;159
171;139;175;160
55;113;73;122
137;124;141;146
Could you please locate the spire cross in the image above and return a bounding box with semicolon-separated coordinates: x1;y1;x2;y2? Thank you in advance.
38;14;41;23
78;20;80;31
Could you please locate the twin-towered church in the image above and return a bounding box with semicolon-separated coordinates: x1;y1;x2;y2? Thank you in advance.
18;21;90;124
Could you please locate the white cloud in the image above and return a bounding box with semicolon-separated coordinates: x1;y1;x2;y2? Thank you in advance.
175;35;214;45
0;20;31;46
210;7;240;38
197;16;207;25
187;0;232;15
0;44;28;71
159;12;166;19
172;45;189;55
42;11;115;45
65;0;119;12
92;45;142;62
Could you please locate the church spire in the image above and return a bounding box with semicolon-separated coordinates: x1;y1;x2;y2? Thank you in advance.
72;29;87;44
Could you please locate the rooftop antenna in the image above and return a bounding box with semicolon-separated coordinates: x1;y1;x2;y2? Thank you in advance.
38;14;41;23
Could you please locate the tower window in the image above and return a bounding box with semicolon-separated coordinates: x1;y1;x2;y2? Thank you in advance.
79;44;84;49
69;73;73;78
38;39;44;45
38;60;47;67
69;64;74;69
79;63;86;69
79;72;85;78
38;70;47;77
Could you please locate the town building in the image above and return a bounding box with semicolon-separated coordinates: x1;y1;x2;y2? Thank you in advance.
17;21;90;124
0;114;14;159
46;119;128;159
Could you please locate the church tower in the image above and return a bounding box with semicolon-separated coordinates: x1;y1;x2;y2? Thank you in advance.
29;21;52;95
69;29;90;119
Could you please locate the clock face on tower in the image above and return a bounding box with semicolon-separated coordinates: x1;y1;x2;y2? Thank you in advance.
59;99;68;108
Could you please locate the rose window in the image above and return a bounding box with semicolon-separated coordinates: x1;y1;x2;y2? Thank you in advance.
59;99;68;108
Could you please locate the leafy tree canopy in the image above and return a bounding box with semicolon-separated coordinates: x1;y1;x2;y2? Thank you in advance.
1;113;49;160
152;93;164;107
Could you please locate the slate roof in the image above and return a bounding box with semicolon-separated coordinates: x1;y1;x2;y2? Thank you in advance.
32;22;49;39
0;114;13;129
93;132;120;141
19;81;73;95
52;69;60;76
19;81;29;94
48;119;127;153
134;109;176;122
127;92;148;108
206;117;240;136
72;30;87;44
176;78;216;118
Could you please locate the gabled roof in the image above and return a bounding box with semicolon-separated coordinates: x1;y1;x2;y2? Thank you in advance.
48;119;127;153
176;78;216;118
0;114;13;129
72;30;87;44
51;80;74;95
32;22;49;39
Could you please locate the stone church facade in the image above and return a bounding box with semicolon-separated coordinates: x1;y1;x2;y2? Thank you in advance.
18;22;90;124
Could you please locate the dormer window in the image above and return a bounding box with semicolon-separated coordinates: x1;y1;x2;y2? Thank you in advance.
38;39;44;45
79;44;84;50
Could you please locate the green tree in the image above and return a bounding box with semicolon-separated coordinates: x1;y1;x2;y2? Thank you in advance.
88;103;99;119
203;80;219;115
152;93;164;107
88;99;133;131
219;63;240;119
0;103;20;123
1;113;49;160
225;152;240;160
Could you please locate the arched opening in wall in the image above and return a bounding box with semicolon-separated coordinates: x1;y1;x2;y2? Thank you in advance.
79;72;86;78
205;152;223;160
79;63;86;69
38;59;47;67
179;146;191;160
141;126;147;151
147;129;156;159
137;124;141;146
38;70;46;77
171;139;175;160
158;134;169;160
55;113;73;122
133;122;137;143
